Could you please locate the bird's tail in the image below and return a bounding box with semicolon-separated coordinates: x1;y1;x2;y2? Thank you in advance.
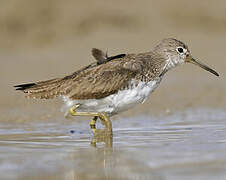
14;78;69;99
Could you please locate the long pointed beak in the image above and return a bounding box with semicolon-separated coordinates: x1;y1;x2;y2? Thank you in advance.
186;57;219;77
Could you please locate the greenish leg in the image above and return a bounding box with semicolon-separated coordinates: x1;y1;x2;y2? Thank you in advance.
68;104;112;135
68;104;80;116
89;116;98;134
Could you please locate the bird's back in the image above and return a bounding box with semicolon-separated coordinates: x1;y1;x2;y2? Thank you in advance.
15;50;166;100
14;51;132;99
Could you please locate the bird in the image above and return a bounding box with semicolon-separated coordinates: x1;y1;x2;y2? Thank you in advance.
14;38;219;135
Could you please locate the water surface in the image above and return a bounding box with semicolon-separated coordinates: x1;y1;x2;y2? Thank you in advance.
1;108;226;180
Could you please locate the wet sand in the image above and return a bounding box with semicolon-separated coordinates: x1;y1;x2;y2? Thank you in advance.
0;0;226;179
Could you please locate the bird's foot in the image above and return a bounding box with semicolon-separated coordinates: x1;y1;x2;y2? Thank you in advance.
69;104;80;116
91;128;113;148
68;105;112;136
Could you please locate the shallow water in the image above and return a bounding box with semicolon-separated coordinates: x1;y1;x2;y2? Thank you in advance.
1;108;226;180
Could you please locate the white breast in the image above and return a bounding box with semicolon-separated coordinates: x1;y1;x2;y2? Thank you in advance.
62;78;162;116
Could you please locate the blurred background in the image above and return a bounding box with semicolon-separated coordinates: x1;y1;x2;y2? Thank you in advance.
1;0;225;120
0;0;226;179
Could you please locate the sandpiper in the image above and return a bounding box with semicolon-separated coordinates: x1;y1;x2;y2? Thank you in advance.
15;38;219;135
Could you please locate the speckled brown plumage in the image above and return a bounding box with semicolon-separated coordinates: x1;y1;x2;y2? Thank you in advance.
15;50;166;100
14;38;220;137
18;38;214;100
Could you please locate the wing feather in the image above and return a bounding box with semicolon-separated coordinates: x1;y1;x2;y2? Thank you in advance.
15;52;165;100
68;67;137;99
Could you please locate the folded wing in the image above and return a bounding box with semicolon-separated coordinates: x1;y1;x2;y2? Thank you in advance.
14;54;140;100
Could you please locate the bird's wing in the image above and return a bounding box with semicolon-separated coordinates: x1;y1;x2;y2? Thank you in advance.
92;48;126;64
15;54;143;100
92;48;107;63
65;52;166;100
14;78;67;99
65;56;142;100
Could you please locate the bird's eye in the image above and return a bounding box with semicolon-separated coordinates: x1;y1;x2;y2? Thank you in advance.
177;47;184;54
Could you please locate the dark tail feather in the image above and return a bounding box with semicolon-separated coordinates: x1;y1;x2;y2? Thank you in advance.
14;83;36;91
106;54;126;61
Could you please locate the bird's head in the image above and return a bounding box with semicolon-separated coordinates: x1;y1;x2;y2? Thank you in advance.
154;38;219;77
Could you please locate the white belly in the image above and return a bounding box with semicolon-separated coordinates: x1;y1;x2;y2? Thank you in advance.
62;79;162;116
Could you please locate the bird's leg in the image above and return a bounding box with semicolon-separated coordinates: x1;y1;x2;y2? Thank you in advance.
97;112;112;134
91;130;113;148
68;104;81;116
89;116;98;134
68;104;112;135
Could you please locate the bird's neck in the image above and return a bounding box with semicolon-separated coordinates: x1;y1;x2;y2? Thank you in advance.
165;56;179;70
164;53;184;72
142;51;182;78
136;51;168;79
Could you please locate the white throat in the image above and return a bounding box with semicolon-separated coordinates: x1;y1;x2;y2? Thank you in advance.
165;54;184;71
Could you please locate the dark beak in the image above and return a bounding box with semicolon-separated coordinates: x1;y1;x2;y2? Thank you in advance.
186;57;219;77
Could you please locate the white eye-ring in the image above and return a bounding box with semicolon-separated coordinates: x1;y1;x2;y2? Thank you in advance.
176;47;184;54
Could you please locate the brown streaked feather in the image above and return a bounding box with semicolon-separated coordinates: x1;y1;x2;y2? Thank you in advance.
15;50;126;99
15;78;66;99
92;48;107;63
68;67;137;99
63;53;165;100
92;48;126;65
15;51;166;100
